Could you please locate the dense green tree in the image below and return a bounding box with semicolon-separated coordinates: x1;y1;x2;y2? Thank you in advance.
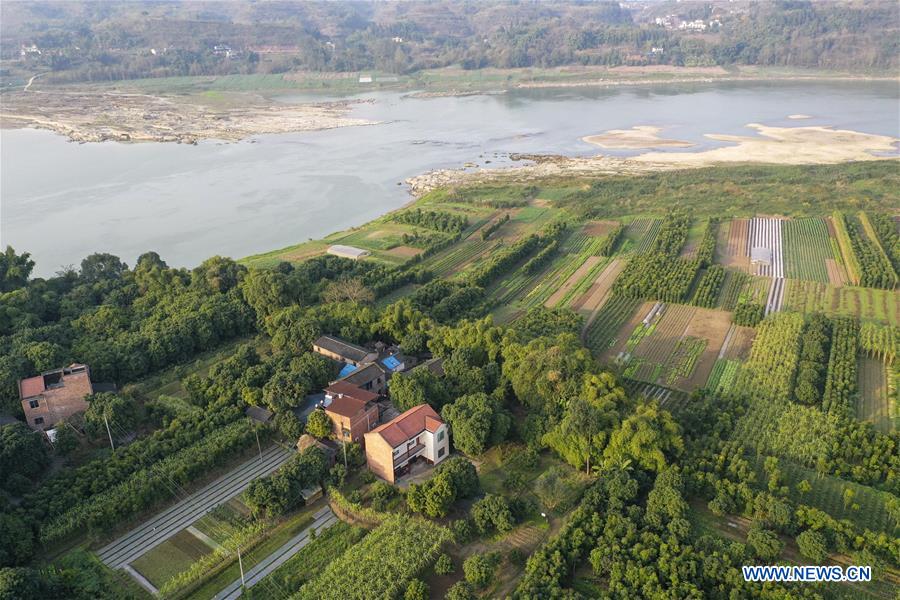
306;409;332;439
84;393;137;440
502;333;594;415
441;392;510;456
445;581;474;600
543;372;630;473
0;247;35;293
434;553;455;575
404;578;428;600
471;494;515;534
463;552;500;588
0;513;35;567
602;402;683;473
79;253;127;283
747;526;784;561
389;368;450;412
0;423;48;490
796;529;829;562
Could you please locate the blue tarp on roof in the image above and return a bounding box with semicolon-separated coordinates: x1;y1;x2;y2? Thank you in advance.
338;363;358;378
381;355;402;371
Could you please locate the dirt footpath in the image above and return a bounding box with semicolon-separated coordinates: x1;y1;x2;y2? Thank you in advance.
545;256;602;308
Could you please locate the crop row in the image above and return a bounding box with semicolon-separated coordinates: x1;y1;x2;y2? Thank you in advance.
822;317;860;419
691;265;726;308
584;296;641;354
294;516;450;600
40;418;258;543
782;217;831;283
735;312;804;403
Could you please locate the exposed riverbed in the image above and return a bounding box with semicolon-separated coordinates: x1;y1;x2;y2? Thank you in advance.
2;81;897;276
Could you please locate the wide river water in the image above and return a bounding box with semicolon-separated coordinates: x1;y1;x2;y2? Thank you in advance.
2;80;898;277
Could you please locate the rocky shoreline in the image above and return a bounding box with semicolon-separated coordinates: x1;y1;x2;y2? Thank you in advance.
0;92;376;144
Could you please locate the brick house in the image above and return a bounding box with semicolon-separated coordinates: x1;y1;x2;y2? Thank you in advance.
312;335;377;367
364;404;449;483
19;364;94;431
323;381;380;444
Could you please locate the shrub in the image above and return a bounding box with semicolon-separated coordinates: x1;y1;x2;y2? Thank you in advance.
306;409;332;439
405;579;429;600
434;553;455;575
463;552;500;588
733;302;765;327
471;494;515;534
796;530;828;562
747;526;784;561
450;518;476;544
445;581;475;600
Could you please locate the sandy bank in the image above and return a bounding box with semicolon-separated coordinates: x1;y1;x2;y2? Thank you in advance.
406;123;898;195
634;124;898;165
0;89;376;143
583;126;694;149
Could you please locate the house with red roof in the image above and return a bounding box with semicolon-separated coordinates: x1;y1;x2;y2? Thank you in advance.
364;404;449;483
19;364;94;431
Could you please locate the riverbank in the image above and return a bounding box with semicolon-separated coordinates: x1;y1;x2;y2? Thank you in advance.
2;65;896;144
406;123;899;195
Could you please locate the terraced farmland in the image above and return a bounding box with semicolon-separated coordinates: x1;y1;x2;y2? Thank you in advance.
783;218;832;283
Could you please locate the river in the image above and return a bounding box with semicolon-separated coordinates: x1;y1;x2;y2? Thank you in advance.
2;80;897;277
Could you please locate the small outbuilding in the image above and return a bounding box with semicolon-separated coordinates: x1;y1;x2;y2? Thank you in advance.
750;246;773;266
327;245;370;260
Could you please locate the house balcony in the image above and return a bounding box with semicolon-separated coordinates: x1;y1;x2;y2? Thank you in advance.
393;443;425;468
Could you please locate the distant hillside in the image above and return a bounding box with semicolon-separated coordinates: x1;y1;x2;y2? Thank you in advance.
1;0;897;84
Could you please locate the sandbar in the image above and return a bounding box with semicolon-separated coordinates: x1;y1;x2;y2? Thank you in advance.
582;125;694;149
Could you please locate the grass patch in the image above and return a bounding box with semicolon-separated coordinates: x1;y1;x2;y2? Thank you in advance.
131;530;213;588
181;502;321;600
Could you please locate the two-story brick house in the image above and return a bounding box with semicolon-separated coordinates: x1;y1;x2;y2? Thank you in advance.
322;381;381;444
19;364;94;431
364;404;449;483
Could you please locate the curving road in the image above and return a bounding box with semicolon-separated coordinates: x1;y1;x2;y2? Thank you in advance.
98;445;293;569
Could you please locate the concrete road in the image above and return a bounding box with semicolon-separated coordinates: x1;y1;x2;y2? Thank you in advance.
215;506;337;600
98;445;292;568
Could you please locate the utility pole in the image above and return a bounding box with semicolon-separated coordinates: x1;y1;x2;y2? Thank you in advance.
342;439;348;470
255;428;263;461
103;414;115;451
238;548;245;587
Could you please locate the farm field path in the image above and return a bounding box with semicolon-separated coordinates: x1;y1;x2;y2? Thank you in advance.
718;218;750;271
215;506;337;600
98;445;292;570
679;308;733;391
575;258;625;317
545;256;602;308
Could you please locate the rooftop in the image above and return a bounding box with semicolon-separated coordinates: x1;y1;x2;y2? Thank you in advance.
339;362;387;387
324;381;379;417
327;245;370;259
368;403;443;448
19;363;90;400
314;335;372;363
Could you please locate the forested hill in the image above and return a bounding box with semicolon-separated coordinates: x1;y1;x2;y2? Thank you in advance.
2;0;897;85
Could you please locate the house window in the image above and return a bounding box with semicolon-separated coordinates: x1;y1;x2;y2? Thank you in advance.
28;399;39;409
34;417;44;425
437;430;445;442
438;447;445;458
